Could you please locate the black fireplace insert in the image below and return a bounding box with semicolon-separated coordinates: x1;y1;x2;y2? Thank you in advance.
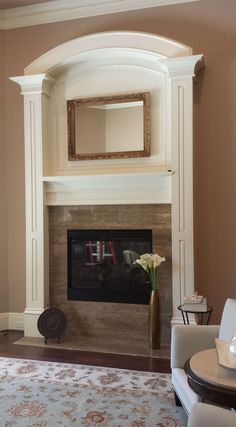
67;229;152;304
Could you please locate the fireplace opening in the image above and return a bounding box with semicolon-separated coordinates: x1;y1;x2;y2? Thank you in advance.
67;229;152;304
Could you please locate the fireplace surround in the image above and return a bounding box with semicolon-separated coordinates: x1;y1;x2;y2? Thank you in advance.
50;204;171;347
11;31;204;340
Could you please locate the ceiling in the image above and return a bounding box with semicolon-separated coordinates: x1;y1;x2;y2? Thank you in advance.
0;0;55;9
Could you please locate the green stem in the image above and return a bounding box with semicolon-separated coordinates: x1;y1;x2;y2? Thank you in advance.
148;267;157;290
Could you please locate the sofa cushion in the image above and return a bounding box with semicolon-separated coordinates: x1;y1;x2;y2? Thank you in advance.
188;403;236;427
219;298;236;342
172;368;201;414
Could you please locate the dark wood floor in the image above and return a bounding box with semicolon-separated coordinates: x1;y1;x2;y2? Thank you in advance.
0;331;170;373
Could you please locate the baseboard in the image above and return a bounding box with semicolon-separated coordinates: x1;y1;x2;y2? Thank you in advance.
0;313;9;331
0;312;24;331
9;313;24;330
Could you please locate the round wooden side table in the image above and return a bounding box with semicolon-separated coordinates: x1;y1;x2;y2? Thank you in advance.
184;348;236;408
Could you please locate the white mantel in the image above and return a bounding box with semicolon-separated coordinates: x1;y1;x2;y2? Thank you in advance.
11;31;203;337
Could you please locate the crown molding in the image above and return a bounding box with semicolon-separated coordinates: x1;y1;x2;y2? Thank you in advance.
0;0;201;30
160;54;204;78
10;74;55;95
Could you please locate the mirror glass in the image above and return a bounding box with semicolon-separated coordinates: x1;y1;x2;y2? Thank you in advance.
67;93;150;160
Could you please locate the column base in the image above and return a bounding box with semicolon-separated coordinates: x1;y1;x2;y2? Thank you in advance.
24;308;44;337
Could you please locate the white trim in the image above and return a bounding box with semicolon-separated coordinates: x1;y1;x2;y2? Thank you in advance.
1;0;202;30
0;313;9;331
24;308;44;337
10;74;55;96
25;31;192;76
10;75;53;340
9;313;24;330
170;76;195;317
160;55;204;78
44;172;172;206
0;312;24;331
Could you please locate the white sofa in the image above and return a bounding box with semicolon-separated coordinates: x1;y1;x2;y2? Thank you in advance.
188;403;236;427
171;298;236;414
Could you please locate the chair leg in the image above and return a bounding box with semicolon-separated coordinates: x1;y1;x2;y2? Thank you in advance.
174;391;182;407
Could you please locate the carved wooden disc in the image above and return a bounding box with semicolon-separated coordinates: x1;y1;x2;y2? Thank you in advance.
37;308;67;340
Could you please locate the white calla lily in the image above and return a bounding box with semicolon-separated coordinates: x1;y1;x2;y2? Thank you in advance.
153;253;166;267
135;258;148;272
134;252;165;290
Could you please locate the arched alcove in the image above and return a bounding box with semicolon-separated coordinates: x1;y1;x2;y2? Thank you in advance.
11;31;203;344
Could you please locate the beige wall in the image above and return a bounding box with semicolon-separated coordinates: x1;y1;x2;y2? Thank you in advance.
3;0;236;322
0;30;9;312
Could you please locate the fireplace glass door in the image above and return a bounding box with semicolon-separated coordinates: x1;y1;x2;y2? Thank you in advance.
67;229;152;303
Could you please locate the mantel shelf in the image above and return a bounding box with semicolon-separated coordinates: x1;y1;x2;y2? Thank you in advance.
42;170;174;183
43;170;173;206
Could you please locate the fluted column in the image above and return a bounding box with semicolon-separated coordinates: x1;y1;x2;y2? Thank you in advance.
10;74;54;336
160;55;203;324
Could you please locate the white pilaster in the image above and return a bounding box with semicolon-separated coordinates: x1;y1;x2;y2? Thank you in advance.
10;74;54;337
161;55;204;324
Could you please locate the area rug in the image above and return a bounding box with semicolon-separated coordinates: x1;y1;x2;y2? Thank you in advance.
0;357;187;427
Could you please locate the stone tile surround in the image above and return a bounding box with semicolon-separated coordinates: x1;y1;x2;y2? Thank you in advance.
49;204;172;351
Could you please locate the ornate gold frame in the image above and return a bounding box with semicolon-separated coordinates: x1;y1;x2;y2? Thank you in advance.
67;92;151;161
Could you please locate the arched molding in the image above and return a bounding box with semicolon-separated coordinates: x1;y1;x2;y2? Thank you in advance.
25;31;192;76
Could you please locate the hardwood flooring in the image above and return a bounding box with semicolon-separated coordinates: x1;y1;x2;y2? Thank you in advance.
0;331;170;373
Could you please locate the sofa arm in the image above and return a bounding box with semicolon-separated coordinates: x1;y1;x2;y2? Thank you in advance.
188;403;236;427
171;324;220;369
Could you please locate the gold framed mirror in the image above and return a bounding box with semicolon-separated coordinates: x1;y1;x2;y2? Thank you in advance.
67;92;151;161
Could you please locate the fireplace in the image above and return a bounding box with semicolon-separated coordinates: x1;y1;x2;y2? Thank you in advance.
11;32;201;338
67;229;152;304
49;204;172;347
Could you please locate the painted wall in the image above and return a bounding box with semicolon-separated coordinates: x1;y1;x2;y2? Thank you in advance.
0;30;9;313
3;0;236;322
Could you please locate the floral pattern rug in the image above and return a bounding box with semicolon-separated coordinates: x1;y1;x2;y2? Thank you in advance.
0;357;187;427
